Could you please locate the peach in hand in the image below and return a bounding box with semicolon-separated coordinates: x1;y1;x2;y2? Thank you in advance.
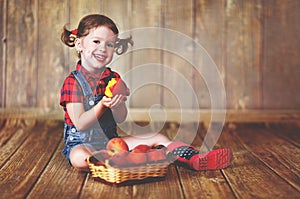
105;78;129;98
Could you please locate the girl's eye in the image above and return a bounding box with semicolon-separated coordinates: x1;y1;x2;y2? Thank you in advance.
106;42;114;48
93;40;100;44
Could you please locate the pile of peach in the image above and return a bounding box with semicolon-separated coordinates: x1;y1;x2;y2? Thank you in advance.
89;138;168;167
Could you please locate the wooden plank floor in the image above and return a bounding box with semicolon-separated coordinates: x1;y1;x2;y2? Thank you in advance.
0;118;299;199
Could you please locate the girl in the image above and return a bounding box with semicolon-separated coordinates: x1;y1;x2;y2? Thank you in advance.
60;14;232;171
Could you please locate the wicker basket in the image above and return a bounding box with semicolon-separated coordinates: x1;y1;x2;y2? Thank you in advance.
87;156;170;184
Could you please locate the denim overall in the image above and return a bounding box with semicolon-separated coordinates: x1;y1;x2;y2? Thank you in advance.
62;70;119;161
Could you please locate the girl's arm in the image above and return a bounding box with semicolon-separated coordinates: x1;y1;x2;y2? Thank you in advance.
110;94;128;123
66;100;107;131
66;94;128;131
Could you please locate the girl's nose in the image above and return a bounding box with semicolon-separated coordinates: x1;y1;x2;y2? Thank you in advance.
98;42;106;52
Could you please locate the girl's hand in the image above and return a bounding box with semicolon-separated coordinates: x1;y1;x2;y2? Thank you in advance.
101;95;127;109
105;94;128;123
101;96;113;108
110;94;127;109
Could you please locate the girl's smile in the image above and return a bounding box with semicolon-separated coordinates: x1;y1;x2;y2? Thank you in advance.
75;26;116;73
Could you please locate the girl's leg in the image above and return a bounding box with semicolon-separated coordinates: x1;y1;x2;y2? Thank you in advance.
122;132;172;150
123;133;232;171
69;145;96;171
167;142;232;170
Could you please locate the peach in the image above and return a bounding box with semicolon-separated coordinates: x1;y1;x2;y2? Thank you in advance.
125;145;150;165
105;78;129;98
106;138;129;157
109;152;129;167
112;78;129;96
147;149;167;162
131;144;151;153
126;152;148;165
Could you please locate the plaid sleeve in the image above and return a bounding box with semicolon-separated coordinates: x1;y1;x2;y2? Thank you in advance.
60;74;84;107
112;71;121;79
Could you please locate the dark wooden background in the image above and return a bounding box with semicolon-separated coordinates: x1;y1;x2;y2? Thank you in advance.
1;0;300;114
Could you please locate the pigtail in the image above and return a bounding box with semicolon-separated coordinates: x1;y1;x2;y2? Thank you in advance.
115;36;134;55
61;25;77;47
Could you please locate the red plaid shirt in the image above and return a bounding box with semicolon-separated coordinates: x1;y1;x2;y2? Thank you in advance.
60;62;120;125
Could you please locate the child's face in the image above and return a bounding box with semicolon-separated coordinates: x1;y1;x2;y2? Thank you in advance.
76;26;116;73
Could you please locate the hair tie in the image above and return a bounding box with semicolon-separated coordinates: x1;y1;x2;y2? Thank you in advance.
71;29;78;36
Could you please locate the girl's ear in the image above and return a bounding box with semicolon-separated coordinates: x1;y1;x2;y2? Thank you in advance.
75;38;82;53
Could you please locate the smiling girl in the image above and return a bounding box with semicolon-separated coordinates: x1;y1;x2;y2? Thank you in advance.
60;14;232;171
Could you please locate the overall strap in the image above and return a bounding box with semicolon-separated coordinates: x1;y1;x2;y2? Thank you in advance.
71;69;118;139
71;70;95;109
71;70;93;96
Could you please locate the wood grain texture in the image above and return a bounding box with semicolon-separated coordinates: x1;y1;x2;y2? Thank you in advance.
177;167;235;199
232;124;300;191
80;174;133;199
128;0;164;109
261;0;300;109
194;0;226;109
1;0;300;111
163;0;195;109
0;0;6;107
0;119;299;198
6;0;37;107
225;0;262;109
0;120;62;198
36;0;67;110
267;123;300;147
0;119;35;166
1;108;300;124
218;124;300;198
131;165;185;199
27;142;88;199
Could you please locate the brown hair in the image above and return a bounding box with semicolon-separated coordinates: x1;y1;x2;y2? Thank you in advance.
61;14;133;55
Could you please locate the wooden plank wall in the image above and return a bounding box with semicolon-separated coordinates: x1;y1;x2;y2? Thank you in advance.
1;0;300;112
